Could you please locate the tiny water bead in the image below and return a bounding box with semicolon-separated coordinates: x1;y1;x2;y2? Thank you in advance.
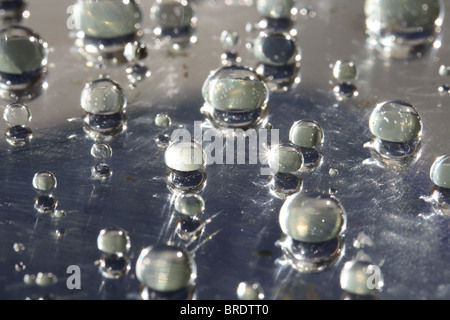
136;244;196;292
364;0;443;58
253;32;300;67
34;195;58;214
289;120;324;148
73;0;142;39
268;172;302;200
123;41;148;63
13;242;25;253
236;282;264;300
32;171;57;192
276;235;344;273
340;260;383;296
220;30;239;48
165;140;206;172
91;142;113;160
268;143;303;173
97;227;131;255
155;113;172;128
256;0;295;20
3;102;31;126
174;193;205;216
369;100;422;143
81;79;127;115
430;155;450;188
202;66;269;128
35;272;57;287
99;254;131;279
279;192;346;243
150;0;195;31
439;65;450;77
332;60;357;81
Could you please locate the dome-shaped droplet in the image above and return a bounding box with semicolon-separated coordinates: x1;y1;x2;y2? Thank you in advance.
32;171;57;192
0;26;47;76
256;0;295;19
268;143;303;173
165;140;206;172
289;120;324;148
253;32;300;67
236;282;264;300
90;142;113;159
3;102;31;126
35;272;57;287
365;0;443;56
279;192;346;243
340;260;383;296
174;193;205;216
332;60;357;81
150;0;195;30
81;79;127;115
73;0;142;39
369;100;422;143
430;155;450;188
202;66;269;128
97;227;131;255
155;113;172;127
220;30;239;48
136;244;196;292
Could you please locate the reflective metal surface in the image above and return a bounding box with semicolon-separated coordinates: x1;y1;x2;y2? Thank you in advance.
1;0;450;300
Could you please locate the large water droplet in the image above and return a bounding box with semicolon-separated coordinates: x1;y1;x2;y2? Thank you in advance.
136;244;196;293
81;79;127;115
202;66;269;128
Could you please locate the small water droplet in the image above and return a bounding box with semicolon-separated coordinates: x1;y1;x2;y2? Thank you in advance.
329;168;339;177
136;244;197;292
237;282;264;300
34;195;58;214
256;0;295;20
13;242;25;253
155;113;172;128
438;84;450;93
32;171;57;192
340;260;383;296
333;82;358;101
268;172;302;199
268;143;303;174
155;133;171;148
332;60;357;81
126;63;151;84
97;227;131;255
3;103;31;126
91;163;113;181
176;216;204;242
5;125;32;146
55;228;66;239
439;65;450;77
91;142;113;159
23;274;36;285
289;120;324;148
53;210;66;218
35;272;57;287
173;193;205;216
220;30;239;48
81;79;127;115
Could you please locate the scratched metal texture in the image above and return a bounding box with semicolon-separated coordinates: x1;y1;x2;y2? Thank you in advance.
0;0;450;300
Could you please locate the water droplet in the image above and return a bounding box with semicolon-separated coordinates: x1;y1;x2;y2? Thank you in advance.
332;60;357;81
166;169;207;193
97;227;131;255
268;172;303;199
136;244;197;292
23;274;36;285
201;66;269;128
430;155;450;188
268;142;303;173
32;171;57;192
34;195;58;214
73;0;143;64
253;31;300;66
0;0;26;23
279;192;346;243
365;0;443;58
5;125;32;146
53;210;66;218
176;216;204;242
220;30;239;48
329;168;339;177
35;272;57;287
174;193;205;216
438;84;450;93
13;242;25;253
340;260;383;296
299;147;323;172
426;185;450;216
220;50;241;67
91;142;113;160
55;228;66;239
333;82;359;101
0;26;47;100
81;79;127;115
276;234;344;273
165;140;206;172
123;40;147;63
289;120;324;148
439;64;450;77
237;282;265;300
83;111;127;139
99;254;131;279
91;163;113;181
369;100;422;143
3;102;31;126
155;113;172;128
256;0;295;20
